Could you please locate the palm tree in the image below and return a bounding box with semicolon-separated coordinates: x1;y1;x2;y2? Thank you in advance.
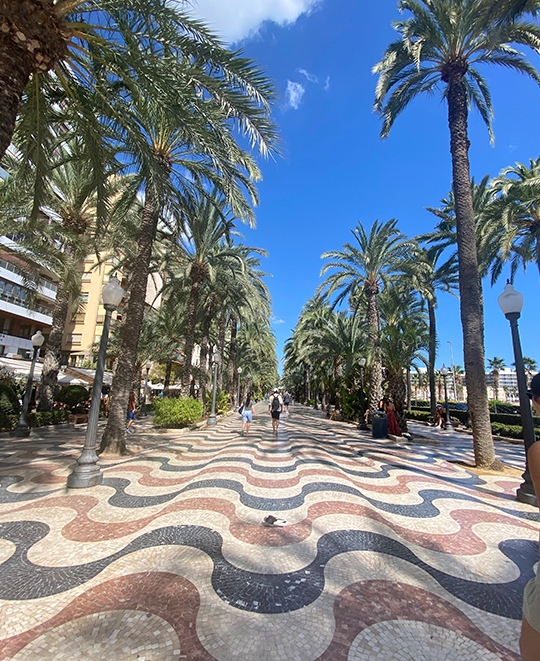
0;141;129;410
319;219;416;413
487;157;540;282
406;246;458;418
454;365;465;401
373;0;540;469
99;50;278;454
523;357;539;383
487;357;506;410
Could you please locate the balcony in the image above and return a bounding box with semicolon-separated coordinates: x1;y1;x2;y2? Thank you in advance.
0;262;57;300
0;289;53;325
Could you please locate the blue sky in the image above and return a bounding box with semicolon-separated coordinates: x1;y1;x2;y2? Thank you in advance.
189;0;540;373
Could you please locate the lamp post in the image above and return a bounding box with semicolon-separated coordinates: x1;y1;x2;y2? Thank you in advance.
440;365;453;431
67;275;124;488
498;282;537;507
357;357;368;430
11;330;45;437
236;366;242;410
207;348;220;427
141;360;151;416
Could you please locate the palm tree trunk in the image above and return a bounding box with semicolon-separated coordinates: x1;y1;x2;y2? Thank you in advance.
366;283;382;413
37;278;70;411
226;317;237;402
216;311;227;391
164;361;172;396
447;73;499;469
0;0;65;160
180;278;202;398
99;187;158;455
199;301;214;409
406;367;411;412
428;299;437;419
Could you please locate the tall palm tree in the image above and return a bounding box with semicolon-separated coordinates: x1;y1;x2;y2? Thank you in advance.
373;0;540;469
406;246;458;418
454;364;465;401
319;219;416;413
487;357;506;409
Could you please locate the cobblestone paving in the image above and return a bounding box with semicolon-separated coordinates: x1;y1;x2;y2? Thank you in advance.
0;405;537;660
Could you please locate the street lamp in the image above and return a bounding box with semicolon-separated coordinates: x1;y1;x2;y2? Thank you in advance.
498;281;537;507
357;357;368;430
141;360;151;416
67;275;124;488
236;366;242;410
440;365;453;431
11;330;45;437
207;348;221;427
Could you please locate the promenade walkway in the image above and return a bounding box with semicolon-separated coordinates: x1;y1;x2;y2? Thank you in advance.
0;404;537;660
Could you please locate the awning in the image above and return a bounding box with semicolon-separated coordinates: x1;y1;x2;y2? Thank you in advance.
64;367;113;386
0;356;87;386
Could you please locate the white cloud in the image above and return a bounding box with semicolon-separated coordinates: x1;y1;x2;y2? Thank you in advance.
324;75;330;91
272;318;285;324
286;80;305;109
185;0;321;43
298;68;318;84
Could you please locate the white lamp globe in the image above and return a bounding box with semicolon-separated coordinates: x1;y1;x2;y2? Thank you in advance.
359;357;366;367
102;275;124;308
31;330;45;348
441;365;449;377
498;282;524;316
237;367;243;374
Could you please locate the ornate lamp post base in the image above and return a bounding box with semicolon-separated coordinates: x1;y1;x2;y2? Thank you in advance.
10;425;31;438
517;483;538;508
67;462;103;488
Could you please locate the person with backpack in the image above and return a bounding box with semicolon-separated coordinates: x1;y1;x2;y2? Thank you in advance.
268;389;283;434
240;392;255;436
283;390;291;413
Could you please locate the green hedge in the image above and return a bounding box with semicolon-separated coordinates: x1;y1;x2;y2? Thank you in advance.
491;422;540;442
0;409;71;431
490;412;540;427
0;383;20;416
27;410;71;428
0;412;17;431
406;409;432;423
154;397;203;428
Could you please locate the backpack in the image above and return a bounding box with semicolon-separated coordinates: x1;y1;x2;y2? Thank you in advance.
271;395;281;411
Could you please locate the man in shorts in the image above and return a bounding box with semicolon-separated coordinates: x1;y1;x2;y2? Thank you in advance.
283;390;291;413
520;372;540;660
268;389;283;434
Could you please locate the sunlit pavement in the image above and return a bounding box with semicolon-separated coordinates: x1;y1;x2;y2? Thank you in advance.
0;403;536;660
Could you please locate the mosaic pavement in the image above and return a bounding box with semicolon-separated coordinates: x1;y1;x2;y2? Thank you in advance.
0;404;537;660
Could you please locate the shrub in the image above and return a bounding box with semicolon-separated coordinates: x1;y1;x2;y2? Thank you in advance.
490;412;540;428
55;385;89;409
406;409;433;423
0;383;20;416
205;389;230;416
0;411;17;431
27;410;71;428
491;422;540;442
154;397;203;428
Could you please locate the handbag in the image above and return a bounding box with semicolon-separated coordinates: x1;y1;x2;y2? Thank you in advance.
238;405;244;415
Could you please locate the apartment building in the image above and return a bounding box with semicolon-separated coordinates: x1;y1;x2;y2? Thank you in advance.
61;257;163;367
0;235;57;358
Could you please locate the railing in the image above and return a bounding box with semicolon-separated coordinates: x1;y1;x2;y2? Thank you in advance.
0;289;53;317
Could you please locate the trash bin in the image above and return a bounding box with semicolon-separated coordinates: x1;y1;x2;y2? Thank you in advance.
372;411;388;439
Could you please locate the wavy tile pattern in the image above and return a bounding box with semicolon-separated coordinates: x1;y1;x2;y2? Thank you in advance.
0;405;537;660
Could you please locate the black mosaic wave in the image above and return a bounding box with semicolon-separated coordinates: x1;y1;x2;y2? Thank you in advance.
0;521;535;620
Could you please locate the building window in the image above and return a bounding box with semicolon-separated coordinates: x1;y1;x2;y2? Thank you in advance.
81;293;89;303
81;271;93;282
94;334;102;344
72;313;85;324
0;315;11;334
96;315;104;325
66;334;82;346
20;324;32;339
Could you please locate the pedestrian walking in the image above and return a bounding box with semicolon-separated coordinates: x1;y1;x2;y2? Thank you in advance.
520;372;540;660
283;390;291;412
268;389;283;434
240;392;255;436
126;391;136;433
